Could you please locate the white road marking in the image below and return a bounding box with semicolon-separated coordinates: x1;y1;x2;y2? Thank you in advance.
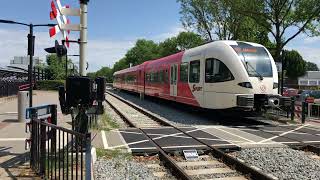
258;124;308;143
101;130;108;149
213;127;256;143
0;138;26;141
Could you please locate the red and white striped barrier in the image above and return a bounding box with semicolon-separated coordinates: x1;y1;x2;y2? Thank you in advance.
19;83;35;91
294;105;302;119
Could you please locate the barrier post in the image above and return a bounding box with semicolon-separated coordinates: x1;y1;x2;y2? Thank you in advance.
290;97;295;121
85;133;92;180
39;119;46;176
302;101;307;124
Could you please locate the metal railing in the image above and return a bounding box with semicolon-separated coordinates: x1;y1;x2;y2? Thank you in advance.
0;80;27;97
27;105;92;179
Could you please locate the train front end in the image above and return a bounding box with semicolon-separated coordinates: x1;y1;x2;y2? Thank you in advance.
230;42;291;111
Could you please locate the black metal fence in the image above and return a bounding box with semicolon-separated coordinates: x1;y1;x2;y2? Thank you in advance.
0;80;27;97
27;105;92;179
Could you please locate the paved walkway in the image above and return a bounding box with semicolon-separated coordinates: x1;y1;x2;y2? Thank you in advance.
0;91;72;179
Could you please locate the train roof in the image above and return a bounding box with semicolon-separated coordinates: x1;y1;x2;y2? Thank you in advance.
113;40;265;75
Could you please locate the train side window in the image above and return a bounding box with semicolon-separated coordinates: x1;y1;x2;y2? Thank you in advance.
164;69;168;83
189;60;200;83
180;62;188;82
159;70;163;83
205;58;234;83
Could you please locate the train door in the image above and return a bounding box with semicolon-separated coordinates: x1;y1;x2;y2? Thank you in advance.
188;56;204;106
170;64;178;96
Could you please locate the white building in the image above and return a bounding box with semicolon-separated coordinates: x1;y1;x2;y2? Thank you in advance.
9;56;43;70
298;71;320;86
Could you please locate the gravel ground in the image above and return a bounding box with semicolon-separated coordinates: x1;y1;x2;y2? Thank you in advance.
231;147;320;180
109;89;277;126
104;101;128;129
95;157;158;180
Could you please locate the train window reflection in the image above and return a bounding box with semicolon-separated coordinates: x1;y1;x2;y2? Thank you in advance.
205;59;234;83
189;60;200;83
180;62;188;82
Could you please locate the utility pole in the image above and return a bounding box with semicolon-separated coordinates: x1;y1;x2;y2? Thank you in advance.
80;0;88;76
28;24;34;107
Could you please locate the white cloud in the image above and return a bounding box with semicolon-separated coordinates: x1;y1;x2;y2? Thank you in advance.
0;28;134;72
303;36;320;44
151;26;186;42
0;25;187;72
287;36;320;67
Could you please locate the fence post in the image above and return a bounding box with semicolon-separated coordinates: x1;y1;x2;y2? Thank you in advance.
291;97;295;121
30;108;37;169
302;101;307;124
40;119;46;176
50;105;57;153
85;133;92;180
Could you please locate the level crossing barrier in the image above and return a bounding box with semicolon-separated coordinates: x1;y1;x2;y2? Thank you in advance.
26;104;92;179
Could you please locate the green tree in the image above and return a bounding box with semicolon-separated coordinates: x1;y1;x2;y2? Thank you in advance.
178;0;214;40
45;54;74;80
233;0;320;61
177;0;271;44
158;37;179;57
176;31;205;50
306;61;319;71
158;32;205;56
113;58;128;73
96;67;113;82
283;50;306;79
125;39;160;66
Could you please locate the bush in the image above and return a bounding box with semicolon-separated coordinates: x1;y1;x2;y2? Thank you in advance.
36;80;65;91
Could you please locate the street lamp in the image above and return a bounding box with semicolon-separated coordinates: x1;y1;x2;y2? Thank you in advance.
0;19;56;107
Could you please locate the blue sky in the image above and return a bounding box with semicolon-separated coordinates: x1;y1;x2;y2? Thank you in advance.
0;0;319;71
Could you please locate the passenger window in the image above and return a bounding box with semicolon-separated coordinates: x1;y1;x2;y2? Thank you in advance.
189;60;200;83
205;58;234;83
180;62;188;82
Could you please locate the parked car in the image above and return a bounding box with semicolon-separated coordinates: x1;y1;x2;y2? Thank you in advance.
283;88;299;97
296;90;320;102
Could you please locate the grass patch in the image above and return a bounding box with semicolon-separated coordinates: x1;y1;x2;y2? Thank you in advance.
92;113;120;131
96;148;132;159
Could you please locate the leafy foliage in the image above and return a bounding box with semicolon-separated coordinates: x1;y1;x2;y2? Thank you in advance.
36;80;65;90
125;39;160;66
89;32;205;82
306;61;319;71
177;0;272;45
283;50;306;79
45;54;75;80
231;0;320;61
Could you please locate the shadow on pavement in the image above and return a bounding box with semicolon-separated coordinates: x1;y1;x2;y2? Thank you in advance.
0;146;38;179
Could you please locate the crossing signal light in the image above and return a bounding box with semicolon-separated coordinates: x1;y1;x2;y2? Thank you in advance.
44;40;67;57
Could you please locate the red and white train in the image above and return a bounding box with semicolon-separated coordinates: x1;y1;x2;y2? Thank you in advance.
113;41;290;111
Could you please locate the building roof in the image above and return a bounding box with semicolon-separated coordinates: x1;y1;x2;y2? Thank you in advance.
0;66;28;78
299;71;320;79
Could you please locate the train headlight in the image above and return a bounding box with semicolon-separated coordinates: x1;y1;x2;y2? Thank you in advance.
238;82;253;88
273;82;278;89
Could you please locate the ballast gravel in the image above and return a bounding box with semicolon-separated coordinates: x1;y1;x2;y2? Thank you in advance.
231;147;320;180
104;102;128;129
94;157;158;180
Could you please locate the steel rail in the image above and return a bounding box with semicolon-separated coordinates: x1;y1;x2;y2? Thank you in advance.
106;91;276;180
105;95;192;180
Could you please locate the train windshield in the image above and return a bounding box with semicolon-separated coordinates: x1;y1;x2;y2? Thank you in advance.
231;43;273;77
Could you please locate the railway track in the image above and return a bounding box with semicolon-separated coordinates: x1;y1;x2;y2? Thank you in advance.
105;91;276;180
